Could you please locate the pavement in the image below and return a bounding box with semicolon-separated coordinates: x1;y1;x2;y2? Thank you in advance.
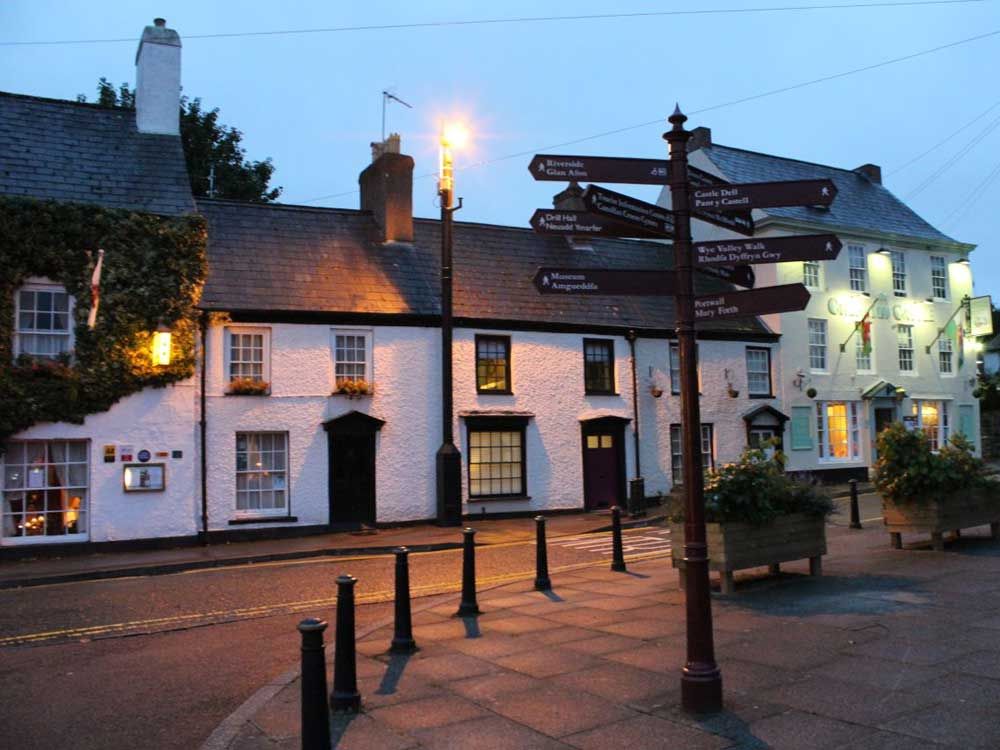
208;510;1000;750
0;507;666;589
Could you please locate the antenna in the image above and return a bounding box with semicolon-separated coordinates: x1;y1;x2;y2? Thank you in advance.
381;90;413;141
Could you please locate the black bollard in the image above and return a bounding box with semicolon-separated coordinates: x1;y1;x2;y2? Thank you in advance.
611;506;627;572
456;527;481;616
330;575;361;713
299;618;332;750
848;479;862;530
534;515;551;591
390;547;417;654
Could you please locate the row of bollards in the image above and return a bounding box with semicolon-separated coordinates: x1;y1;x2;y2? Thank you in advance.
298;511;630;747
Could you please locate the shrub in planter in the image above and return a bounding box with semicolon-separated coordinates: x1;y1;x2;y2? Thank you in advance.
227;377;270;396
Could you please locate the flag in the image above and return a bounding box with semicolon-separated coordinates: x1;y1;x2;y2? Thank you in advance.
87;248;104;329
958;322;965;368
860;316;872;356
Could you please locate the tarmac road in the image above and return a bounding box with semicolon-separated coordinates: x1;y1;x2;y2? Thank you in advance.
0;526;673;750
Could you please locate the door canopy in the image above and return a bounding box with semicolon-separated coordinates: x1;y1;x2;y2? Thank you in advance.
323;410;386;435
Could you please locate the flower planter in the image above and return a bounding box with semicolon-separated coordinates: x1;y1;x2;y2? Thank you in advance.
882;488;1000;551
670;512;827;594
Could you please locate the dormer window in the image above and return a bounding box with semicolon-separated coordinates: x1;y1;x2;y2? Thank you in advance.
14;281;73;360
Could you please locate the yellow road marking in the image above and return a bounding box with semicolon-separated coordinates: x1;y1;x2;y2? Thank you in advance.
0;549;671;646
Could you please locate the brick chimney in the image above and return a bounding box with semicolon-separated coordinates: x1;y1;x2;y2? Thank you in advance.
552;181;586;211
688;126;712;152
359;134;414;244
135;18;181;135
854;163;882;185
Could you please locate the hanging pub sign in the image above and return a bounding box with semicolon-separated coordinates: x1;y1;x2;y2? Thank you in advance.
969;295;994;337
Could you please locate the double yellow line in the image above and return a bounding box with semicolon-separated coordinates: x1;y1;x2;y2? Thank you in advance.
0;550;671;647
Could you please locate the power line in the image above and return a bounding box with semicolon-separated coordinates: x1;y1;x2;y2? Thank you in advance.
904;109;1000;199
887;98;1000;176
294;27;1000;205
940;155;1000;227
0;1;986;46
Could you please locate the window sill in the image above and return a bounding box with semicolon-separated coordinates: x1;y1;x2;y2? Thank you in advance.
748;393;774;399
585;391;620;397
224;391;270;397
228;515;298;525
468;495;532;503
476;390;513;396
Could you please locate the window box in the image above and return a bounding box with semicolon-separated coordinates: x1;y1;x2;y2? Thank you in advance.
227;377;270;396
332;379;374;399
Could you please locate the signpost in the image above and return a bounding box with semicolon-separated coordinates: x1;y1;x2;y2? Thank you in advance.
693;284;810;321
529;209;666;239
696;264;755;289
694;234;842;267
582;185;675;237
687;169;755;236
691;179;837;212
529;154;670;185
533;267;676;296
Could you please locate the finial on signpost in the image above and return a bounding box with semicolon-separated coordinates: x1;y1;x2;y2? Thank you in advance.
669;104;687;130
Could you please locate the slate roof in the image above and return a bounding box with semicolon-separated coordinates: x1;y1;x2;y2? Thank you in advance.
0;91;194;216
198;198;772;337
697;144;967;248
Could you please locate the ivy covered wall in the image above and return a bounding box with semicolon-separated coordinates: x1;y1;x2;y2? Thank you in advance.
0;196;207;444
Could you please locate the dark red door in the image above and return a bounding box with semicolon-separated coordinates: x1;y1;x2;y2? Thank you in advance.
583;433;621;510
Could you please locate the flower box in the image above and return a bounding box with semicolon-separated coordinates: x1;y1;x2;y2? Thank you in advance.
670;512;827;594
332;379;373;399
882;488;1000;551
226;378;270;396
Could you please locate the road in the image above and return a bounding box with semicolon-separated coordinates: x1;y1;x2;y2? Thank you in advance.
0;526;673;750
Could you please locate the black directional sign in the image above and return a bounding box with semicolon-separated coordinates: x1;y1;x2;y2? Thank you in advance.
693;283;810;321
533;267;676;296
582;185;675;237
529;155;670;185
688;169;755;236
694;234;842;267
691;179;837;213
529;209;667;239
696;264;755;289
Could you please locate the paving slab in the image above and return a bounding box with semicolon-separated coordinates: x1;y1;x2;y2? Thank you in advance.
487;683;637;737
409;715;569;750
747;710;875;750
563;714;730;750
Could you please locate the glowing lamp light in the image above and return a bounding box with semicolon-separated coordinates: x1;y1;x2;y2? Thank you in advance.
438;121;470;195
151;324;172;366
441;122;469;150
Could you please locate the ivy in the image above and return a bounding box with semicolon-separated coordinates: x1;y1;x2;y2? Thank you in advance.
0;196;207;444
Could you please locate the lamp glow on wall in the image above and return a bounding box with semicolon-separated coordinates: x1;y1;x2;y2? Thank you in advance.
151;323;172;366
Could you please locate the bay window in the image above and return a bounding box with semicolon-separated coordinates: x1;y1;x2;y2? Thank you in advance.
816;402;860;461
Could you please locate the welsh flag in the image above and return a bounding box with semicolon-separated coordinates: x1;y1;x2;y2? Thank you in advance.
860;316;872;356
946;319;965;368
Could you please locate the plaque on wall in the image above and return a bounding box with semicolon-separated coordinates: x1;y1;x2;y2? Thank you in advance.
123;463;166;492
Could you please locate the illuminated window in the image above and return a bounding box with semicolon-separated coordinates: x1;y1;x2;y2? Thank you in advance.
475;335;511;393
930;256;948;300
856;334;873;373
226;327;270;383
808;319;827;371
669;424;714;484
897;325;915;373
803;260;820;289
332;330;372;387
938;337;953;375
746;347;772;396
890;250;907;297
816;402;860;461
848;246;867;293
14;283;73;360
235;432;288;514
583;339;614;394
912;400;949;451
2;440;88;540
468;429;524;497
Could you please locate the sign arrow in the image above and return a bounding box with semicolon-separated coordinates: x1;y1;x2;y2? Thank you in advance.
529;209;668;239
691;179;838;212
533;267;676;296
696;264;755;289
694;234;843;267
529;155;670;185
582;185;675;237
688;169;755;236
694;283;810;320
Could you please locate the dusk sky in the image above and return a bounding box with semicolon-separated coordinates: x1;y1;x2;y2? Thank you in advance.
3;1;998;295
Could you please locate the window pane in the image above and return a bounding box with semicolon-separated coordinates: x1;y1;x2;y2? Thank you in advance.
476;337;509;391
468;428;522;497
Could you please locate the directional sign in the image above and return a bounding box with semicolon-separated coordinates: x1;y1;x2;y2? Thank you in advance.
688;169;755;236
697;264;755;289
583;185;675;237
529;209;667;239
533;267;676;296
693;283;810;321
691;179;837;213
694;234;843;267
529;155;670;185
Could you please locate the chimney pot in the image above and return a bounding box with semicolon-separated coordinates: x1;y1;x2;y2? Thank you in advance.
360;135;414;244
552;181;585;211
135;19;182;135
688;126;712;152
154;18;166;27
854;163;882;185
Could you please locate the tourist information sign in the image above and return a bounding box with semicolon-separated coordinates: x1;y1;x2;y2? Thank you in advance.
688;169;755;236
697;264;755;289
529;209;666;239
582;185;675;236
693;283;810;321
691;179;837;212
533;267;676;296
694;234;843;267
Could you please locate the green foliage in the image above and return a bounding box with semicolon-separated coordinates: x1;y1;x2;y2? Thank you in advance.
228;377;270;396
874;422;994;504
670;447;835;525
974;373;1000;411
0;196;207;444
77;79;281;202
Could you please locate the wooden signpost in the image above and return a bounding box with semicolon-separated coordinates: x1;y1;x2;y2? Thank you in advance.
528;111;840;715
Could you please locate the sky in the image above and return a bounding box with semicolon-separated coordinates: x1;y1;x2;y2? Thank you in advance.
2;1;999;296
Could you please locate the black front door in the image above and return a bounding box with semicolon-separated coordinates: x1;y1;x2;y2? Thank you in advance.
874;407;896;459
329;433;376;525
581;418;628;511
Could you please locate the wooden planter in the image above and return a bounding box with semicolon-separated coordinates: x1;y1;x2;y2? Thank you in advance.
670;513;827;594
882;488;1000;551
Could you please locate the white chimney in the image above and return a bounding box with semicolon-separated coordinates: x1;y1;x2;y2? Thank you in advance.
135;18;181;135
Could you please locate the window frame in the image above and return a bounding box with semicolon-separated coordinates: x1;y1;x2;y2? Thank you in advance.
2;439;90;542
911;400;950;452
582;338;616;395
802;260;821;290
13;280;75;361
897;324;915;374
816;401;861;462
808;318;828;372
855;332;874;374
669;423;715;484
474;334;512;394
848;245;868;293
669;342;701;395
225;326;271;385
890;250;907;297
234;431;290;518
465;416;529;499
930;255;948;300
745;347;773;398
331;328;374;388
938;336;954;376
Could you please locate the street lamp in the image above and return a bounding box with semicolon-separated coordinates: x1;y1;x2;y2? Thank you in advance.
436;122;467;526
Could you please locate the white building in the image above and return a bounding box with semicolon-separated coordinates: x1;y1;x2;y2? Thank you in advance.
665;128;980;481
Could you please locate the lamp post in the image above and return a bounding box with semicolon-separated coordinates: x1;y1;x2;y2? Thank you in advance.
436;124;467;526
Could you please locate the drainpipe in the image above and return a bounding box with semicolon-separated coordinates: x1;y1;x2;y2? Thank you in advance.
626;329;645;517
199;311;209;544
